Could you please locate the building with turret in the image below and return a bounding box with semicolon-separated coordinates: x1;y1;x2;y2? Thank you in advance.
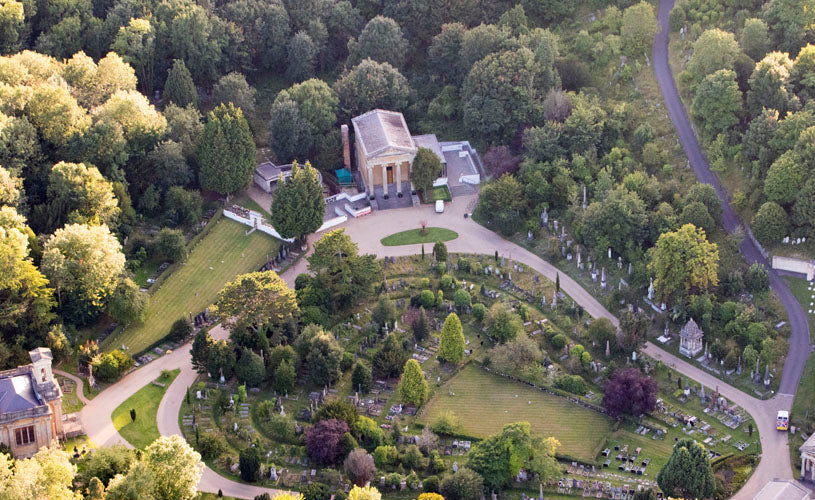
0;347;63;457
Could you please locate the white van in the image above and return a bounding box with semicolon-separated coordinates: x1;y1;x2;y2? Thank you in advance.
435;200;444;213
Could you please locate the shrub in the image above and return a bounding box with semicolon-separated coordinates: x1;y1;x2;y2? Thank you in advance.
373;445;398;468
453;289;471;310
472;303;486;321
91;349;134;382
302;482;331;500
554;374;588;395
457;257;470;272
168;318;193;342
422;475;441;493
341;352;354;371
344;449;375;486
551;334;567;350
440;274;454;289
239;446;261;482
440;467;484;500
400;444;424;470
419;290;436;308
265;414;297;443
197;432;227;460
385;472;403;489
430;410;460;435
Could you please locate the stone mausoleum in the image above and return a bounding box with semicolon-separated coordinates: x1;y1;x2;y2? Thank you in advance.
352;109;444;200
678;318;704;358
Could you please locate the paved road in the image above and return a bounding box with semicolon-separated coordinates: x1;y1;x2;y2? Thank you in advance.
653;0;812;495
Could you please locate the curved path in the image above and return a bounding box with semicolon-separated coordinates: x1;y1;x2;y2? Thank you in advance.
652;0;812;496
55;369;90;406
80;191;798;498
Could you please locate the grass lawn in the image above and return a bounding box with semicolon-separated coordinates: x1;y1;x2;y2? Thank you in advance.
432;185;452;202
381;227;459;246
420;364;611;461
56;375;84;414
112;369;179;449
106;218;279;354
62;435;95;454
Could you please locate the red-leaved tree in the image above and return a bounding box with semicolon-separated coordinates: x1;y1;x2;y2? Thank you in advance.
603;368;657;418
305;418;349;465
484;146;521;178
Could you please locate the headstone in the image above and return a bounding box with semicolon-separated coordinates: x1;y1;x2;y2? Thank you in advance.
618;256;622;269
528;230;533;241
608;247;612;259
582;185;587;209
628;262;632;275
601;267;607;289
541;208;548;225
606;341;610;357
554;220;558;232
648;278;654;300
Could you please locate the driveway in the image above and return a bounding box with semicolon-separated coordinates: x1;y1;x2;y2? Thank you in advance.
653;0;811;496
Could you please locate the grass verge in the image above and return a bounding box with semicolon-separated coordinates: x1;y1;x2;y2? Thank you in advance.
381;227;459;246
106;218;279;354
111;369;179;449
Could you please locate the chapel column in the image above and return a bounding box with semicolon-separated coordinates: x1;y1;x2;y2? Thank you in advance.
801;456;806;478
396;162;402;196
367;166;375;198
382;164;388;198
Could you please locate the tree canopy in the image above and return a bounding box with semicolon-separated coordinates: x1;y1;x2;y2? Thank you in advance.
270;161;326;241
198;103;255;195
648;224;719;306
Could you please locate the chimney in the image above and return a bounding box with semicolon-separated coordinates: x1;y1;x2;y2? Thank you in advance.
341;124;351;170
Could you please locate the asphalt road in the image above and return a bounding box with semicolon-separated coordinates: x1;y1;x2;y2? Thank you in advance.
652;0;812;496
652;0;811;396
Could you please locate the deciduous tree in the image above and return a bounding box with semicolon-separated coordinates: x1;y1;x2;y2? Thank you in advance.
411;148;443;198
41;223;125;322
214;270;298;336
752;201;789;245
621;2;657;57
485;302;522;344
306;419;349;465
603;368;657;418
348;16;408;68
647;224;719;306
142;435;204;500
344;448;375;486
212;72;257;123
333;59;411;119
692;69;742;140
686;29;740;85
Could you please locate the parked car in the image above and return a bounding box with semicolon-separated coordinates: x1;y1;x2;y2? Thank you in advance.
435;200;444;213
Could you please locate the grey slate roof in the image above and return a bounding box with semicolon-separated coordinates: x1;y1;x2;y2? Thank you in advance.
352;109;416;157
680;318;704;340
412;134;446;164
0;374;39;414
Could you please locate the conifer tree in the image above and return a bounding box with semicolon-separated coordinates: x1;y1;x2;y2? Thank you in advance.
198;103;255;196
439;313;465;364
399;358;429;405
164;59;197;108
271;161;326;243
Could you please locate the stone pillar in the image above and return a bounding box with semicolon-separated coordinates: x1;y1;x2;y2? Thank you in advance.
801;456;806;478
811;459;815;481
367;166;374;197
382;164;388;198
396;162;402;196
341;124;351;169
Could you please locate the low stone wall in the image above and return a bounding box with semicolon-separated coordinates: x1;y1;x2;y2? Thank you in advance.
772;255;815;280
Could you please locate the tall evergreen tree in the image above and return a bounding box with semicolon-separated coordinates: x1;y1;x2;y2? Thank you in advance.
164;59;198;108
439;312;465;364
270;161;326;242
657;438;715;499
399;358;429;405
198;103;255;196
